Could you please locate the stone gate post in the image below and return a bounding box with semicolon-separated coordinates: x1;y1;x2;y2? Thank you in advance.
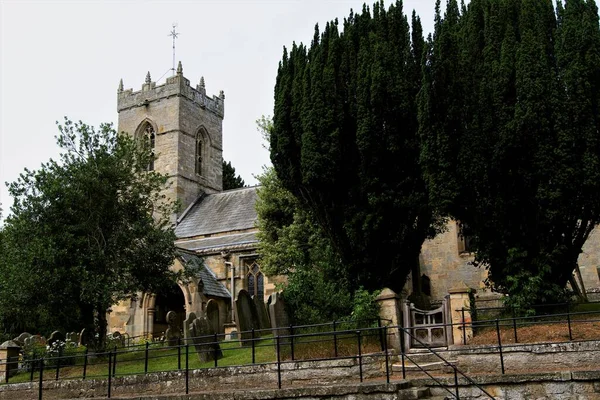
376;288;402;351
448;287;476;345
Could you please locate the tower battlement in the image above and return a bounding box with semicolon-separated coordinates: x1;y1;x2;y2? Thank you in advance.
117;63;225;118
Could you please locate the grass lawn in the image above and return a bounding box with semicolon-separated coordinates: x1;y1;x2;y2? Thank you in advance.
4;331;383;385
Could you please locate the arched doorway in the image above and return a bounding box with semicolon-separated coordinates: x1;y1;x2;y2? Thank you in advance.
152;283;186;338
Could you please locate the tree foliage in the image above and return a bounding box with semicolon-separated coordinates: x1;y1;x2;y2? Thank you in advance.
0;119;178;346
419;0;600;307
222;160;245;190
271;1;438;294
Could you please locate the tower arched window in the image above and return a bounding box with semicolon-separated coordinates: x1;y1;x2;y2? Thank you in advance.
141;124;156;171
195;128;210;177
195;136;203;176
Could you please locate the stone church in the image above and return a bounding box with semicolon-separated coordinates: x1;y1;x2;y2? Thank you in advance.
108;63;600;339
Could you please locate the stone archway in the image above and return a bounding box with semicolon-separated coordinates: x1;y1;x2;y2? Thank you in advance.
151;283;186;339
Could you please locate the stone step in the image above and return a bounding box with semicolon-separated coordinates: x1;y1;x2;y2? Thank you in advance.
392;360;457;373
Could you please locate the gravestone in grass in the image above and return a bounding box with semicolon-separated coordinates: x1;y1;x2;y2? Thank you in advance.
252;295;270;334
189;316;222;362
165;311;182;346
183;312;196;345
206;299;220;336
235;289;260;346
268;292;290;339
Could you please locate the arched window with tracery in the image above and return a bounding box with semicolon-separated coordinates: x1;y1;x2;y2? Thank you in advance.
244;259;264;300
195;127;210;177
136;121;156;172
145;125;156;171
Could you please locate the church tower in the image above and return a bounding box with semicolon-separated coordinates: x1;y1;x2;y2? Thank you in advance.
117;62;224;214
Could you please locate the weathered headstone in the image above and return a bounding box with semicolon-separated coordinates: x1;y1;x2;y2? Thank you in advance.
268;292;290;338
183;312;196;345
24;335;45;347
48;331;65;347
65;332;80;344
206;299;220;336
188;316;222;362
165;311;182;346
13;332;32;347
252;295;270;334
235;289;259;346
79;328;94;347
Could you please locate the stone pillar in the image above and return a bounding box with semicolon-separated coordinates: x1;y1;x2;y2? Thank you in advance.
0;341;20;382
376;288;402;351
448;287;476;345
147;308;155;338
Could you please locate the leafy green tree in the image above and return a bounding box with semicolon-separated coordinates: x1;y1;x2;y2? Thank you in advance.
271;1;438;294
0;119;178;346
256;167;354;323
419;0;600;308
222;160;245;190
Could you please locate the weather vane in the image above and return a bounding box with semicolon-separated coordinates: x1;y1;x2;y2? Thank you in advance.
169;23;179;76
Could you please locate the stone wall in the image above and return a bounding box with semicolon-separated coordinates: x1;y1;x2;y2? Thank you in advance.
0;357;386;400
419;220;600;302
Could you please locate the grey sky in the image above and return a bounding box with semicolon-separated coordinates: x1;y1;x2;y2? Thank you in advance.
0;1;478;219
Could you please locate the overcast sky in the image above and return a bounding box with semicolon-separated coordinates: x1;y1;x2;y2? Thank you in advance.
1;1;460;220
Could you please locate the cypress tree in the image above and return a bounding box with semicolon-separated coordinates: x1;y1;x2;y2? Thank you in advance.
272;1;433;293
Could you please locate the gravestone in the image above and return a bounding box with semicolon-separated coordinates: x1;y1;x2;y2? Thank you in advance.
268;292;290;338
235;289;259;346
48;331;65;347
206;299;220;336
188;316;222;362
252;295;270;334
65;332;80;344
183;312;196;344
165;311;182;346
13;332;32;347
79;328;94;347
24;335;45;347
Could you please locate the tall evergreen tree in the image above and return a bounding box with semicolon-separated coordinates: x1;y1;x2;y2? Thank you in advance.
419;0;600;308
222;160;245;190
272;1;436;293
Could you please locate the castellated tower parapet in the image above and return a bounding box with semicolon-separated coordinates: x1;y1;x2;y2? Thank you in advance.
117;63;224;217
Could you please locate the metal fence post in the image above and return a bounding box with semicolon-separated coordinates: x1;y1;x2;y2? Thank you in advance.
289;324;295;361
55;347;62;381
512;308;518;343
112;347;117;377
38;358;44;400
461;308;467;345
30;354;35;382
495;319;505;374
107;351;112;399
251;328;256;364
454;367;460;399
276;335;282;389
567;303;573;341
333;320;338;357
378;319;385;351
185;344;189;395
83;348;88;380
214;333;219;368
383;326;390;384
177;338;181;370
357;330;363;382
399;326;406;379
144;342;149;374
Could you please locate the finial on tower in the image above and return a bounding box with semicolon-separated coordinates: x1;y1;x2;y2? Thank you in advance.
145;71;152;84
199;76;205;88
118;79;124;93
219;90;225;100
177;61;183;75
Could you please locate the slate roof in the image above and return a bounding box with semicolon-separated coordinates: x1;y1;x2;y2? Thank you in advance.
175;186;259;239
176;232;258;254
177;251;231;299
